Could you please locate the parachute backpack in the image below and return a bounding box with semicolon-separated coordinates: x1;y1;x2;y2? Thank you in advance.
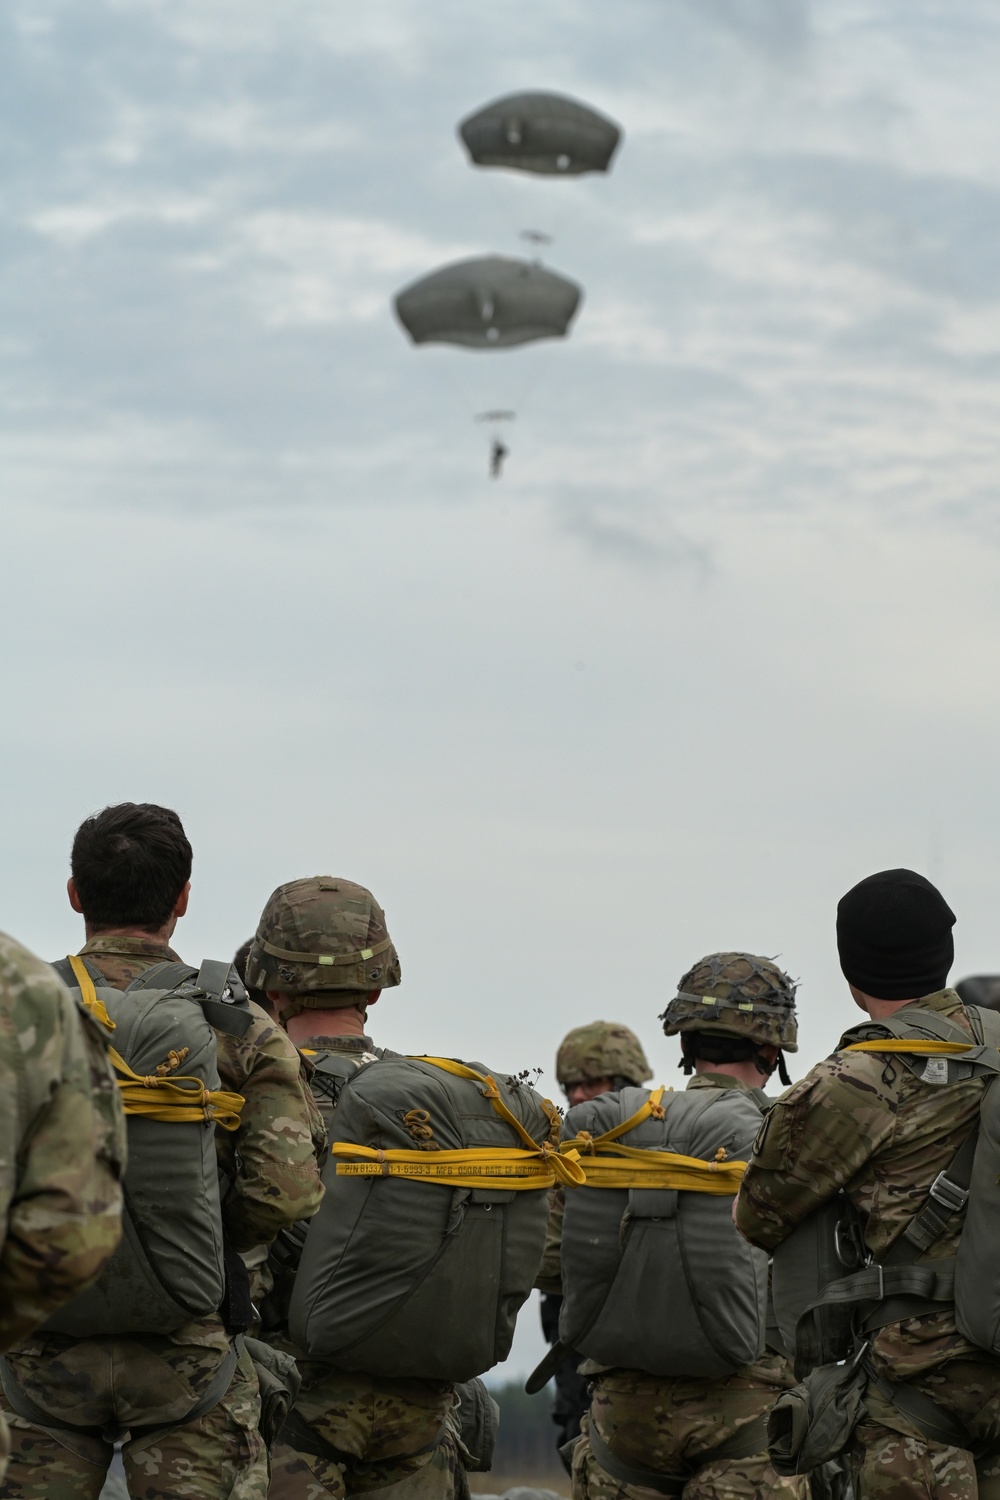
771;1002;1000;1379
555;1084;769;1377
43;955;249;1336
289;1054;584;1381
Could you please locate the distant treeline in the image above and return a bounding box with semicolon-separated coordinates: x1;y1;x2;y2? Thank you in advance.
490;1382;563;1476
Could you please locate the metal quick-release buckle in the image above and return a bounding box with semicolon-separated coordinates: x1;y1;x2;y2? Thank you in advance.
928;1172;969;1215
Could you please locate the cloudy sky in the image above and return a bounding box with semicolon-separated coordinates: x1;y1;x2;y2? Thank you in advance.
3;0;1000;1374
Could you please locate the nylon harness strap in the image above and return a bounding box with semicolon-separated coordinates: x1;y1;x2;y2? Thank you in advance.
67;955;246;1132
586;1412;771;1496
331;1057;586;1190
561;1085;748;1195
0;1337;244;1446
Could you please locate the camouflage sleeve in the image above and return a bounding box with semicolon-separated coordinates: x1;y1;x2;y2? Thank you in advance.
734;1057;896;1252
214;1003;325;1251
534;1185;565;1293
0;940;125;1351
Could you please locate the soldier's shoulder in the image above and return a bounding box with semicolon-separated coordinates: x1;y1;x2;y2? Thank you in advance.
0;930;76;1050
214;997;309;1093
781;1044;895;1104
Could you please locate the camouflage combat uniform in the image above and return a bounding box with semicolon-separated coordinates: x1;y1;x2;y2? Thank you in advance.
248;876;469;1500
0;932;126;1483
538;1022;654;1454
566;956;806;1500
0;933;325;1500
735;988;1000;1500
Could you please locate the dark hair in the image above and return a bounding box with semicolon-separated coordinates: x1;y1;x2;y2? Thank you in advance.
71;803;192;932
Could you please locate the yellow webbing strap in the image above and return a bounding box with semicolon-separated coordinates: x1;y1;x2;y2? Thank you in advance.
843;1040;976;1056
332;1055;586;1189
561;1083;745;1194
68;955;245;1131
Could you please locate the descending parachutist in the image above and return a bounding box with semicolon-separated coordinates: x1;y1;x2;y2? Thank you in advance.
490;438;509;479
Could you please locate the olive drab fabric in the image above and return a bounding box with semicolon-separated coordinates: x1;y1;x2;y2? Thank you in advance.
556;1021;652;1088
661;952;798;1053
44;958;248;1337
558;1083;768;1377
290;1055;572;1380
394;257;582;350
458;91;622;176
247;876;401;1007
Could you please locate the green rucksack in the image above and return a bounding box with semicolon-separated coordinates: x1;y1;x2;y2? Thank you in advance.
289;1054;581;1380
557;1084;769;1377
43;955;251;1337
771;1002;1000;1378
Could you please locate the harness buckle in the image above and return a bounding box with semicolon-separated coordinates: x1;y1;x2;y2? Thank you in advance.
928;1172;969;1215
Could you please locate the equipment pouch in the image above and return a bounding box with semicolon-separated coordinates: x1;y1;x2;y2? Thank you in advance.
452;1377;499;1472
244;1338;302;1449
768;1351;868;1476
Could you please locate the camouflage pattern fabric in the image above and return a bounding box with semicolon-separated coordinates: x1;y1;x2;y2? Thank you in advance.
556;1024;652;1088
734;987;1000;1495
735;988;993;1379
850;1378;1000;1500
0;1325;267;1500
661;954;798;1053
570;1355;808;1500
76;935;326;1250
266;1036;466;1500
268;1362;461;1500
0;930;125;1355
247;877;401;1005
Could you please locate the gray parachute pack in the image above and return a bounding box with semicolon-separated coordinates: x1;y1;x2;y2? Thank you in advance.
558;1084;769;1377
44;957;251;1336
290;1053;564;1381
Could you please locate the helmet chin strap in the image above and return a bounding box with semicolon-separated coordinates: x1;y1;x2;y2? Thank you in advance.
754;1048;791;1086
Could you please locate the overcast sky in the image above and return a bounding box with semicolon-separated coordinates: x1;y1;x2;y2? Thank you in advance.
3;0;1000;1376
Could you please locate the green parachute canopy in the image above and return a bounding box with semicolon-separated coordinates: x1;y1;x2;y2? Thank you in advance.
459;91;622;176
393;255;582;349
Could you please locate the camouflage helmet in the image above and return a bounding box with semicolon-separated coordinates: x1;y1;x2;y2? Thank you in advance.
247;876;401;1012
660;952;798;1053
556;1021;653;1089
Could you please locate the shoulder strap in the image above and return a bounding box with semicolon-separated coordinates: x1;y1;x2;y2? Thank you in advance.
51;955;106;989
194;960;254;1039
125;961;198;993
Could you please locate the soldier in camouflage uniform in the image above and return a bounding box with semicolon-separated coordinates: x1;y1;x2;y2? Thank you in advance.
249;875;472;1500
536;1024;653;1456
735;869;1000;1500
0;803;325;1500
566;954;808;1500
0;931;126;1482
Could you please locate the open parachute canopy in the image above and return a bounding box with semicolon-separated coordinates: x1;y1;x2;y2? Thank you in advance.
393;255;582;349
459;91;622;176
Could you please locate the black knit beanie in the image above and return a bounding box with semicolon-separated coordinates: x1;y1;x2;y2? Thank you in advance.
837;868;956;1001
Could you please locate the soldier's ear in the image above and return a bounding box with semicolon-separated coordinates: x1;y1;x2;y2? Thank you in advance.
67;877;84;915
173;882;190;920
